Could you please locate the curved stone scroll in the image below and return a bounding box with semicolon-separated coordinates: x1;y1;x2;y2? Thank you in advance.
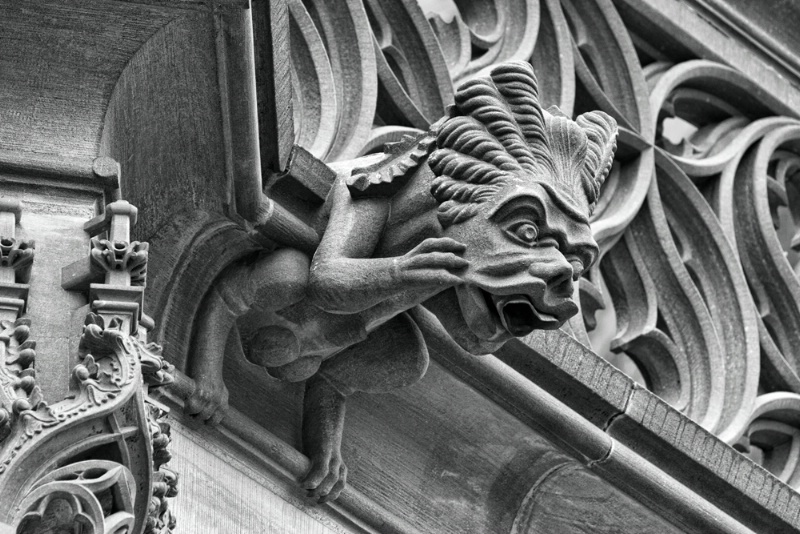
441;0;540;83
293;0;377;162
366;0;453;130
603;152;759;442
596;54;800;461
286;0;338;160
730;126;800;388
744;393;800;490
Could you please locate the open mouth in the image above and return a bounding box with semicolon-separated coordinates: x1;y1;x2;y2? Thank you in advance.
492;294;560;335
455;286;563;341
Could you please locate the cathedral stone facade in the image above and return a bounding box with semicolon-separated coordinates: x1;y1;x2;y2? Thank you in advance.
2;1;800;533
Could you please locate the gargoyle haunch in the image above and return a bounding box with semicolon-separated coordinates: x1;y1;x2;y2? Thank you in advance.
186;61;617;502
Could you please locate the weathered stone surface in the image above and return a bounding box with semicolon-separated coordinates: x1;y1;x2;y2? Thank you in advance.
5;0;800;532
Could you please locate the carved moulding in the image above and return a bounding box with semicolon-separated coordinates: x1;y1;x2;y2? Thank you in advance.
0;193;175;534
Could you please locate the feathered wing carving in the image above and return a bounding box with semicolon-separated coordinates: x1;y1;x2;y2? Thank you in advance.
429;60;617;226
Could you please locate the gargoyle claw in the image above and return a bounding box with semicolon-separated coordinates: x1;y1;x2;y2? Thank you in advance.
184;380;229;426
396;237;470;287
302;455;347;503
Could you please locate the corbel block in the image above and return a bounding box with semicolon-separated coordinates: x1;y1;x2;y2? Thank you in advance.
89;283;144;335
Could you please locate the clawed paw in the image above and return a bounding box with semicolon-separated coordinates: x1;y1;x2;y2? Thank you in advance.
396;237;469;287
301;453;348;503
184;380;229;426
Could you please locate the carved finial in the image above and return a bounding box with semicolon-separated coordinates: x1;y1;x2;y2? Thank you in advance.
60;198;149;334
428;60;617;226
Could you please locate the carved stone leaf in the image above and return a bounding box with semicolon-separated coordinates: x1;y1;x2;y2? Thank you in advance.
139;342;174;388
0;237;35;282
0;318;50;450
145;402;177;534
90;238;149;286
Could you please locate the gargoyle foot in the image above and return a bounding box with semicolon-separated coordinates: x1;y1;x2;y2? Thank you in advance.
301;449;348;503
302;374;347;503
185;326;240;426
184;378;229;426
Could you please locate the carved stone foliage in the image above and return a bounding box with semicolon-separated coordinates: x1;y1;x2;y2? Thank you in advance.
90;239;148;287
145;403;177;534
0;314;174;533
239;0;800;496
0;319;37;446
0;239;34;284
0;195;176;533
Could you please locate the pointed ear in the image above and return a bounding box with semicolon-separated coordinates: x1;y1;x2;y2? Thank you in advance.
576;111;618;208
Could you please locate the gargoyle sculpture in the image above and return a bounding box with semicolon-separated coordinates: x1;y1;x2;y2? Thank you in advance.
186;61;617;502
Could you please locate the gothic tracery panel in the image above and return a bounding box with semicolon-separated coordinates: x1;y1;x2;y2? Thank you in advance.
280;0;800;491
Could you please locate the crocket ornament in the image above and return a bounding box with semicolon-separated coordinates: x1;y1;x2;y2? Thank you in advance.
186;61;617;502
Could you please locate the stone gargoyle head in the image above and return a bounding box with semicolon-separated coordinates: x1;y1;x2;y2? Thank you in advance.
425;61;617;354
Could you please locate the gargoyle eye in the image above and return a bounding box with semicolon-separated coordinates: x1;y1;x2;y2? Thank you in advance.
506;221;539;245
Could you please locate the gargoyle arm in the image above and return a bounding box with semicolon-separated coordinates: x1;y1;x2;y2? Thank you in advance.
308;176;395;314
309;177;468;315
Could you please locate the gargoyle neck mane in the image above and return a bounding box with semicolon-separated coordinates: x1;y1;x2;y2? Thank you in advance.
428;60;617;226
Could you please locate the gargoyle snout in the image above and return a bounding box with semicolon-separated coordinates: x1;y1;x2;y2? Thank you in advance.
530;257;574;298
